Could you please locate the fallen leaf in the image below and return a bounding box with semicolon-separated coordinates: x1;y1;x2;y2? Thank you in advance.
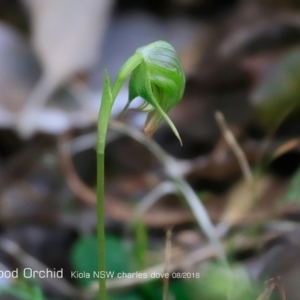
220;175;273;228
18;0;113;138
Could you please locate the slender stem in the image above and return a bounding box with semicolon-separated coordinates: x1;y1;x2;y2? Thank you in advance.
111;53;142;100
96;53;142;300
97;88;113;300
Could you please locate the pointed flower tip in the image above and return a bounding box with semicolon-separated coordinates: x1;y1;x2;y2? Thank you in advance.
144;110;183;146
144;125;183;146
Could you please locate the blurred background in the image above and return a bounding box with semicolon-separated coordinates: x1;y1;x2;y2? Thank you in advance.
1;0;300;299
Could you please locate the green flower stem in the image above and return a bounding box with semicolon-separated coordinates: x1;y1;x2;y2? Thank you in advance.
111;54;142;100
96;41;185;300
96;54;142;300
96;91;112;300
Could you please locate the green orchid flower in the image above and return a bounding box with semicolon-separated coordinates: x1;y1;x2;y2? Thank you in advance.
96;40;185;300
128;41;185;144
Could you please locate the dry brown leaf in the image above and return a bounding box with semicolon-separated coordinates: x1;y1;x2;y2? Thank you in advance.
256;280;275;300
272;138;300;160
256;278;286;300
220;175;273;228
18;0;114;138
0;22;38;127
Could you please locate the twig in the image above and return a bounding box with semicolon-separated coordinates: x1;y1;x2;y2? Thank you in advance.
256;279;276;300
89;228;283;294
215;111;255;237
57;130;123;207
256;277;286;300
58;121;226;262
89;244;215;292
215;111;253;184
109;120;226;263
275;277;286;300
272;138;300;161
134;181;177;217
58;133;96;206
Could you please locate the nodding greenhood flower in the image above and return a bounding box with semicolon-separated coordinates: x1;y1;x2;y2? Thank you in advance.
126;41;185;145
97;42;184;299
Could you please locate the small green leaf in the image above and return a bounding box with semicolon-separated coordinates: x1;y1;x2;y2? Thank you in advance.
128;41;185;144
70;235;131;287
0;282;46;300
194;263;257;300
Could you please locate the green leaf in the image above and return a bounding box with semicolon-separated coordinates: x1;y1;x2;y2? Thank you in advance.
193;263;258;300
70;235;131;287
128;40;185;144
0;282;46;300
252;47;300;130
